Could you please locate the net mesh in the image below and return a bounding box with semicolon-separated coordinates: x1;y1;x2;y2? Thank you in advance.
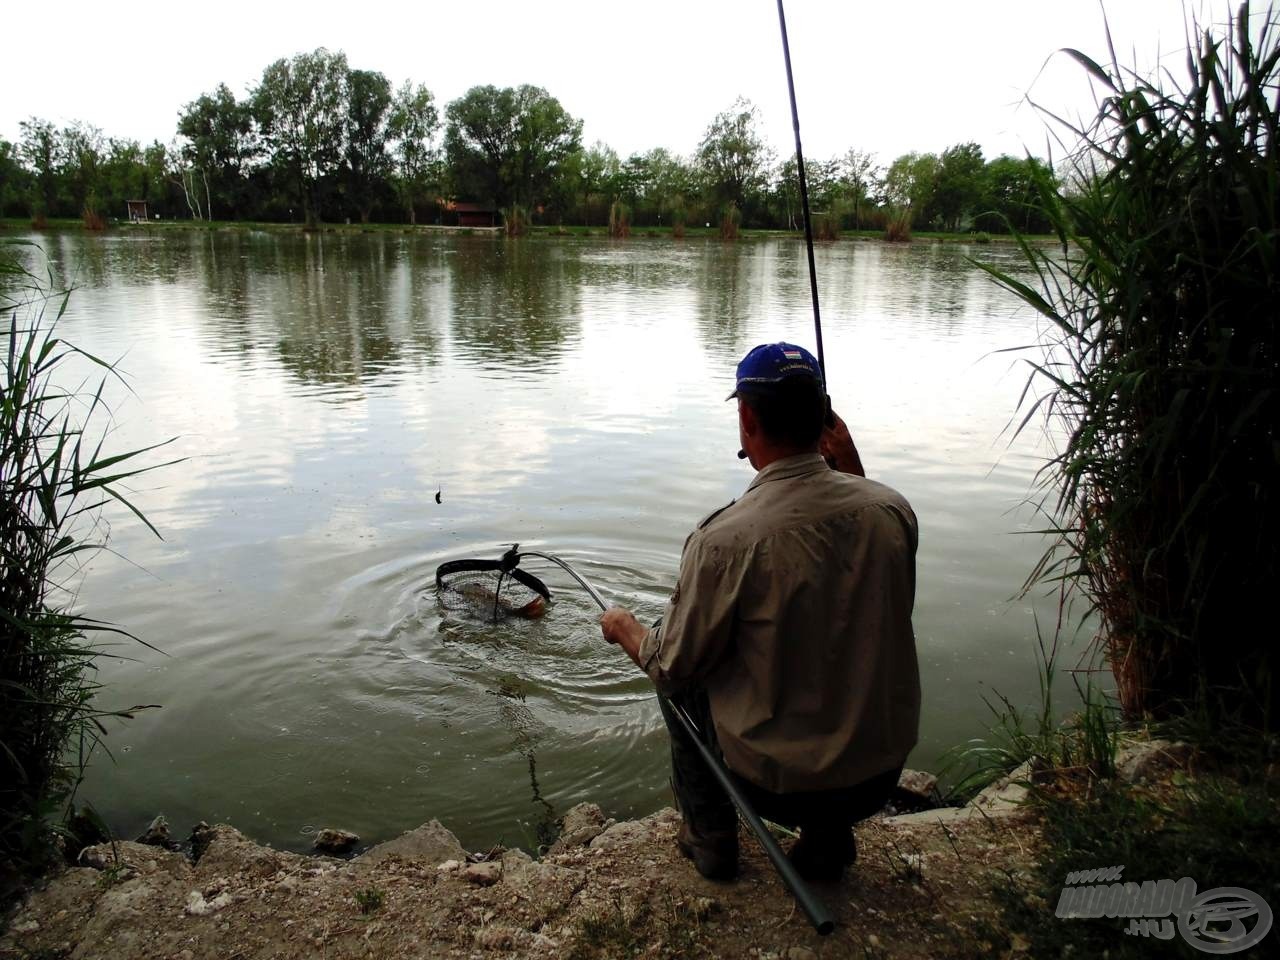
436;563;550;621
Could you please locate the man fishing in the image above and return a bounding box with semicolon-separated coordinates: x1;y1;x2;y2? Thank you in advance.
600;341;920;883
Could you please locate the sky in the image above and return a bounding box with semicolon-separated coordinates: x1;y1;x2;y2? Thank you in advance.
0;1;1232;167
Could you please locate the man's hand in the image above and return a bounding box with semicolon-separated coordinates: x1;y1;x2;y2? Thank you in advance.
820;408;866;477
600;606;647;669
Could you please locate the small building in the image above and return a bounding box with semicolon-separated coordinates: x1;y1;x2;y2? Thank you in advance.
126;200;149;222
453;202;496;228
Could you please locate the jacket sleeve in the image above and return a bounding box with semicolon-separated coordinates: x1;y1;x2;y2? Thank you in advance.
636;530;746;696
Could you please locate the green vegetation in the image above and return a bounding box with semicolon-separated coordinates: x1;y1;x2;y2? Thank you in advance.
967;3;1279;952
1;49;1055;234
607;200;631;238
982;0;1278;723
0;241;171;895
354;886;384;915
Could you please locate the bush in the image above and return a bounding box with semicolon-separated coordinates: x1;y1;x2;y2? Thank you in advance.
883;207;912;242
503;204;528;237
0;241;171;888
607;200;630;238
718;201;740;240
980;2;1279;722
813;211;840;241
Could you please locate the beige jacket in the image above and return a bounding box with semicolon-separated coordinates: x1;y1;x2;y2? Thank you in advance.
638;453;920;793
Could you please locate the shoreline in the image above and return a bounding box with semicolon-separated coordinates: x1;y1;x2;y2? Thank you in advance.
0;764;1040;960
0;217;1051;246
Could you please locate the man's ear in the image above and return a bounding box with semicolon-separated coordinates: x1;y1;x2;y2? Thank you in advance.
738;398;758;439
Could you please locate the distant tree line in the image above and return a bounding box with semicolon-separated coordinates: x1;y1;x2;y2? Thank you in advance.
0;48;1055;234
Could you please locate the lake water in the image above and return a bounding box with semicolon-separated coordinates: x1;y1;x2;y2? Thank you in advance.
16;229;1069;852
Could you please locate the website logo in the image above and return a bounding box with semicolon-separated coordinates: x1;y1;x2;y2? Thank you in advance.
1055;866;1272;953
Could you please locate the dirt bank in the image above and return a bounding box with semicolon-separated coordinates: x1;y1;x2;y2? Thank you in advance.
0;769;1040;960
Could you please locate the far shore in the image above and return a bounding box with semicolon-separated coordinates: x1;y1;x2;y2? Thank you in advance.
0;216;1052;245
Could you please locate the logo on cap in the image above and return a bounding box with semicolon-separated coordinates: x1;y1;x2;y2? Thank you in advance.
728;341;822;399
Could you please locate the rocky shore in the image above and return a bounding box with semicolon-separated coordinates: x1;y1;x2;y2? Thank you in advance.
0;763;1061;960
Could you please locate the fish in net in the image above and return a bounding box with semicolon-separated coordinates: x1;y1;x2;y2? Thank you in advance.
435;553;550;620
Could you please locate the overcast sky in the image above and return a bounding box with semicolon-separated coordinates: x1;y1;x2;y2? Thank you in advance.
1;1;1225;166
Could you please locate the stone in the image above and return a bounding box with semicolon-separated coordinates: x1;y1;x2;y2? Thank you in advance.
1115;739;1192;783
313;828;360;855
588;819;651;852
136;814;178;850
786;948;817;960
77;840;192;879
547;802;611;854
357;820;466;868
972;761;1031;813
184;889;233;916
438;859;461;873
896;769;939;802
461;861;502;886
500;848;533;871
193;825;298;879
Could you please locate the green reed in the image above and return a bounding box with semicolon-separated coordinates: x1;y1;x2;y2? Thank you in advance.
979;2;1278;722
1;240;173;885
607;200;631;239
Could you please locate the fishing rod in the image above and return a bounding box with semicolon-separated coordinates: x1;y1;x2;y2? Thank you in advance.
776;0;827;387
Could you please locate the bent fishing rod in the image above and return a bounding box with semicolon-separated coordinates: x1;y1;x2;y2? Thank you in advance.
503;547;835;936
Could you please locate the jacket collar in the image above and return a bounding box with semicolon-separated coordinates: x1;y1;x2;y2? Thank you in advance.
745;452;828;494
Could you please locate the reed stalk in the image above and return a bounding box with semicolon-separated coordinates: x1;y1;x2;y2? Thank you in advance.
607;200;631;238
979;2;1279;722
1;241;173;887
718;201;741;240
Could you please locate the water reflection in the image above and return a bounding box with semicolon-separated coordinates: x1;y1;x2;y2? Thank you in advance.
448;238;584;369
15;230;1071;853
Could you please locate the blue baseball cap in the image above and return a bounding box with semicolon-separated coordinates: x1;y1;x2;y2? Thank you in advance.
727;342;823;399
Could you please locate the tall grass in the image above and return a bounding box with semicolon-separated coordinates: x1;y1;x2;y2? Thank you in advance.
718;201;740;240
607;200;631;239
812;211;840;241
883;207;912;242
1;241;171;888
503;204;529;237
979;2;1279;722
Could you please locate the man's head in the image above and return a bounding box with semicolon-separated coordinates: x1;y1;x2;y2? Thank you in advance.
729;342;825;467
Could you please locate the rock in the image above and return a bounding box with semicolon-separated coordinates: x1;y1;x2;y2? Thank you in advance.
972;761;1031;814
896;769;939;803
438;859;461;873
11;919;39;934
193;825;298;879
786;948;817;960
136;815;178;850
501;848;533;871
474;925;526;950
1115;739;1192;783
461;861;502;886
189;821;217;863
184;889;233;916
77;840;192;879
313;828;359;855
588;818;652;852
357;820;466;868
503;860;584;922
547;802;611;854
